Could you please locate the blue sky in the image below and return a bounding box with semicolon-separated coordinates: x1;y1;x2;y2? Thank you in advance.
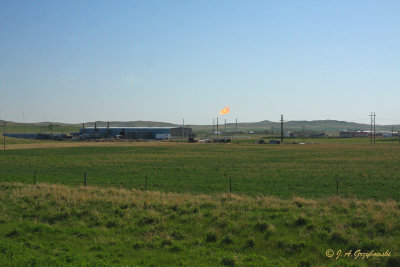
1;0;399;125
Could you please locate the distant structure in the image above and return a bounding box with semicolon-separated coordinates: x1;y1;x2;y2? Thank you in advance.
4;133;67;140
284;131;296;138
72;127;193;140
339;131;369;138
339;130;398;138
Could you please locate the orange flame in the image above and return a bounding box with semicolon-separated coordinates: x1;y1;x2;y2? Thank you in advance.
219;106;230;115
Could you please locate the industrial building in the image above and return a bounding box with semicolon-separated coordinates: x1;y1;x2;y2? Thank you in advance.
72;127;193;140
4;133;67;140
339;131;369;138
339;130;398;138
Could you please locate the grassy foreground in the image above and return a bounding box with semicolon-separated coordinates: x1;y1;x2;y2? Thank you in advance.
0;182;399;266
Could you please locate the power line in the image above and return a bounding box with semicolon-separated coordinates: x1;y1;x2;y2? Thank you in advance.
3;120;5;150
235;118;237;137
217;117;219;140
224;118;226;142
280;114;284;143
369;112;376;144
212;118;215;141
373;113;376;144
22;111;26;134
392;125;394;144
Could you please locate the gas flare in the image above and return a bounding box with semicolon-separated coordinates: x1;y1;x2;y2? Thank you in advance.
219;106;230;115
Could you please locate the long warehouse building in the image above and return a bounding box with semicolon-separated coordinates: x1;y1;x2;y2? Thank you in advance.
73;127;193;140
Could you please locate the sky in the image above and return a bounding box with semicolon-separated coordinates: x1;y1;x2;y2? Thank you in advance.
0;0;399;125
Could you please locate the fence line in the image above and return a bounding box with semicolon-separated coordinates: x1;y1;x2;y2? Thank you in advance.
0;169;350;198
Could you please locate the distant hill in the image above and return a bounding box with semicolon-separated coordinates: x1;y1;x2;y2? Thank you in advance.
243;120;398;132
2;120;178;128
0;120;179;134
192;120;399;132
2;120;399;134
85;121;178;127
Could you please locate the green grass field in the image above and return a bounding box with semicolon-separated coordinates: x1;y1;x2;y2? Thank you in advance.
1;142;400;200
0;183;399;266
1;142;400;266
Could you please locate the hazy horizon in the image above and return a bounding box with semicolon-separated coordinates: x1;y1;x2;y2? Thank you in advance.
3;118;399;127
1;1;399;125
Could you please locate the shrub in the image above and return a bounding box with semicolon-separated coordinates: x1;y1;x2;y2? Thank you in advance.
220;257;235;266
105;220;118;228
5;229;19;238
254;222;269;232
138;216;156;226
171;230;184;240
277;240;305;253
221;235;233;245
349;218;367;228
294;201;303;208
293;217;307;227
375;223;386;235
132;241;145;249
298;260;311;267
244;239;255;249
206;232;217;242
168;244;182;253
329;232;348;244
387;256;400;267
161;239;172;247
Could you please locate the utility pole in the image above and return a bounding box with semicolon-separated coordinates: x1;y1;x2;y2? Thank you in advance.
369;112;373;144
23;111;26;134
217;118;219;141
373;113;376;144
280;114;284;143
224;118;226;141
42;115;45;134
212;118;215;141
182;119;184;139
107;121;110;137
235;118;238;138
3;120;5;150
392;125;394;144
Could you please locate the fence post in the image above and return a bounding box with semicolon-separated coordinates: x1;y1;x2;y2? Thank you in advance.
336;178;339;196
229;177;232;194
84;172;87;186
145;175;147;190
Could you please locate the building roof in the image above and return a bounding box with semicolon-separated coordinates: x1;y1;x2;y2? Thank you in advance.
83;127;185;129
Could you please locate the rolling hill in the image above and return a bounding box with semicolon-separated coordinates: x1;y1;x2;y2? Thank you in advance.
1;120;399;134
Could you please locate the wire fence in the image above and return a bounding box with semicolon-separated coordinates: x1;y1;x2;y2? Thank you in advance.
0;167;376;199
